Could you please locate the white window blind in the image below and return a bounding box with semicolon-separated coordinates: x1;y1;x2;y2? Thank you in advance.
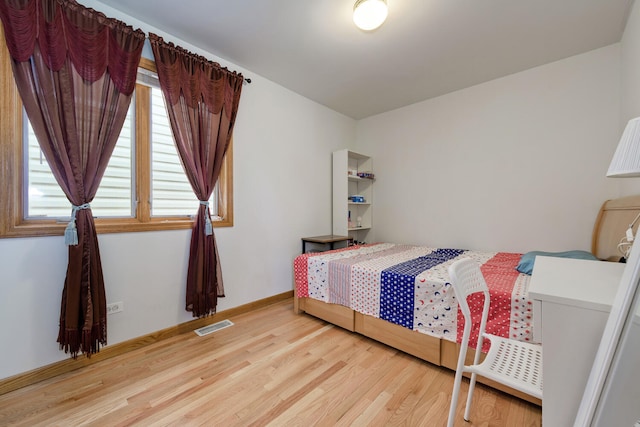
150;87;196;216
25;107;134;219
149;86;219;217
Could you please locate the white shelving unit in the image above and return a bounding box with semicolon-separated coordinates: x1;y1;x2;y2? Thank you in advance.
332;149;373;244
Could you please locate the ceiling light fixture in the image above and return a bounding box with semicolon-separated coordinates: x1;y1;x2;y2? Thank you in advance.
353;0;388;31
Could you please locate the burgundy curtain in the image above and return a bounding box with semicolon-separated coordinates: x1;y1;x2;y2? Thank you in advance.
0;0;144;356
149;33;243;318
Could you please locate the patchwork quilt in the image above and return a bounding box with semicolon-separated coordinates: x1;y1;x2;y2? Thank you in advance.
294;243;534;349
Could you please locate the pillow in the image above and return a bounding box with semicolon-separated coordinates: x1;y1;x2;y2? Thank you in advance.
516;250;599;275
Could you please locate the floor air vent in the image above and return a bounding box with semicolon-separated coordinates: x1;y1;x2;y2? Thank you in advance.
194;319;234;336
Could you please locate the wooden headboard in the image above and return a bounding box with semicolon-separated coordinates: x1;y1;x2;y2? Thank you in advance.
592;194;640;261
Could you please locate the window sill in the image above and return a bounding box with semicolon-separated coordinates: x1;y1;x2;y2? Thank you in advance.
0;217;233;239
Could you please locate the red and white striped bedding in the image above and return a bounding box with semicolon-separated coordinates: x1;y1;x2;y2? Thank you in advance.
294;243;534;349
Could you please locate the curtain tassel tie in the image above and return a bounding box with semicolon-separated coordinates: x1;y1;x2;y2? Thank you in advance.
199;200;213;236
65;203;91;246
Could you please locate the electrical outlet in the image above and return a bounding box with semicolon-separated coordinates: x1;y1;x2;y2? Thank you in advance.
107;301;124;315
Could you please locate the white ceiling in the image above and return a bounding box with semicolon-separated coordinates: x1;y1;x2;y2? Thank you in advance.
98;0;633;119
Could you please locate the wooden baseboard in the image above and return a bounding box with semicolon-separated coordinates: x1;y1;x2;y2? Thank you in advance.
0;291;293;396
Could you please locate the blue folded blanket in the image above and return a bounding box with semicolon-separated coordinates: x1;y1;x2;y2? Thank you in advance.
516;250;599;275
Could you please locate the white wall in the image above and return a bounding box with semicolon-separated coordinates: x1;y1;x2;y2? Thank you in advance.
622;0;640;122
356;45;621;254
0;3;356;380
619;0;640;196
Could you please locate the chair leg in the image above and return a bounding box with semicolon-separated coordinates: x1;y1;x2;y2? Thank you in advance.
464;372;478;421
447;368;465;427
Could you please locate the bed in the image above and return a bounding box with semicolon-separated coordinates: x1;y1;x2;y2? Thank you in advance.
292;194;640;405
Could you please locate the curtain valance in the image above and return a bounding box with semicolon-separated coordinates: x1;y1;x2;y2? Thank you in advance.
0;0;144;95
148;32;243;113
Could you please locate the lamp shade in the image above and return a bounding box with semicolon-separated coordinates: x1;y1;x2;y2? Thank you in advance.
607;117;640;177
353;0;388;31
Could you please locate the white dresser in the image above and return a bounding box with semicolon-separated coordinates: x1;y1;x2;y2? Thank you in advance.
528;256;625;427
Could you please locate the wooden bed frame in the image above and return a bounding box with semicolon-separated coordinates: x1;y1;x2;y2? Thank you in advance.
293;194;640;405
591;194;640;261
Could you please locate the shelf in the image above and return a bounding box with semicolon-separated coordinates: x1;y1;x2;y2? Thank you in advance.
333;149;373;238
348;175;374;182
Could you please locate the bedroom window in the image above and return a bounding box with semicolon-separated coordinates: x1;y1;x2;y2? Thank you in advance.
0;40;233;237
146;84;222;218
24;107;136;219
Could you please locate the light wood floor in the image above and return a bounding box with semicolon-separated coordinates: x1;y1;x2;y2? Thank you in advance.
0;299;541;426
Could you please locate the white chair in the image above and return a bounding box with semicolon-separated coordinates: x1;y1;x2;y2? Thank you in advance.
446;258;542;427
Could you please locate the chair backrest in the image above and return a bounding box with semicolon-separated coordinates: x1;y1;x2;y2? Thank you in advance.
447;258;491;344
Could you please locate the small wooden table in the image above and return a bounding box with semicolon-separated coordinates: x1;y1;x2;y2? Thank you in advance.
301;235;351;253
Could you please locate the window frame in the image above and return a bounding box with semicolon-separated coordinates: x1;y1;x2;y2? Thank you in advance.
0;34;233;238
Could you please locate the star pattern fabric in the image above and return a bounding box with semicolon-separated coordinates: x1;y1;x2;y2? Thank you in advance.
294;244;532;349
380;249;464;329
